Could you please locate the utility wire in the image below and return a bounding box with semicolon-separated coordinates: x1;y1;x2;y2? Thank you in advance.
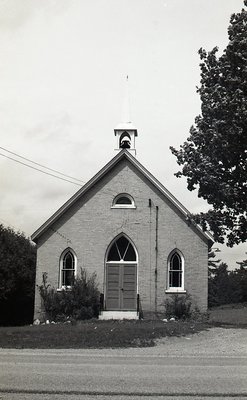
0;147;133;198
0;149;115;195
0;147;188;211
0;146;85;184
0;152;83;187
0;149;138;199
0;149;186;205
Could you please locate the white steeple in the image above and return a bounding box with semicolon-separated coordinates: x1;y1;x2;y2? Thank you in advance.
114;76;138;156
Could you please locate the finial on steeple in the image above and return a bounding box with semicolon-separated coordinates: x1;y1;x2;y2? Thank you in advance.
114;76;138;156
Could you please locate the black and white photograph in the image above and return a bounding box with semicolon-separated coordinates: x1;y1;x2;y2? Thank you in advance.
0;1;246;398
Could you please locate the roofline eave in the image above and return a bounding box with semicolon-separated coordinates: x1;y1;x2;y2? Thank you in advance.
31;149;213;244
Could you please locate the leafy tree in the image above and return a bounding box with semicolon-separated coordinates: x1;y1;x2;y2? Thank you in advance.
0;224;36;325
208;249;221;306
208;261;247;307
208;248;221;277
234;259;247;302
236;256;247;269
170;1;247;246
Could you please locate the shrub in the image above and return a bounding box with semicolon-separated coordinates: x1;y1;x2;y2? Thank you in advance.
38;269;100;322
163;294;192;320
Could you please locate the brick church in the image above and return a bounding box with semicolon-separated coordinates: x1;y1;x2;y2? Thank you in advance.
32;113;213;320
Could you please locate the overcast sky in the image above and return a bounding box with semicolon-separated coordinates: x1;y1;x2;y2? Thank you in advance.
0;0;245;267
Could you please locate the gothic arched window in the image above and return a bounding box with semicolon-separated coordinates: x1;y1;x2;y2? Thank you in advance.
60;249;76;288
167;250;184;290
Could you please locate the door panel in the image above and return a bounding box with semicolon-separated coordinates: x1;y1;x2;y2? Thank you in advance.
122;264;136;310
106;265;120;310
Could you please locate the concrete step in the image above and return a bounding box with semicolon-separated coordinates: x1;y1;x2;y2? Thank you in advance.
99;311;139;320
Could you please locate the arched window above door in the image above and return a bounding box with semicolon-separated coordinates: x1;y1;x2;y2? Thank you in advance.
107;236;137;262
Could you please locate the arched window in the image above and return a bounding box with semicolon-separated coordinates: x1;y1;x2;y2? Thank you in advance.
107;236;137;262
59;249;76;288
112;193;135;208
167;250;184;291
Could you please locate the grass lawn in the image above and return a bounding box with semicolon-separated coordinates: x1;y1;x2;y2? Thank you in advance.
208;302;247;326
0;319;207;349
0;304;245;349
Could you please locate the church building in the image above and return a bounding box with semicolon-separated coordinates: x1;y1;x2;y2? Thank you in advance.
32;111;213;320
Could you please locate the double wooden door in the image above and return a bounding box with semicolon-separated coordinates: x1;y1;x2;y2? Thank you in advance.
106;263;137;310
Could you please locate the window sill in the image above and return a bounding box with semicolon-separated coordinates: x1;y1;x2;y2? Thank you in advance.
165;289;186;294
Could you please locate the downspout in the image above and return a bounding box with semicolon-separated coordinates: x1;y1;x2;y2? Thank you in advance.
155;205;159;314
148;198;152;313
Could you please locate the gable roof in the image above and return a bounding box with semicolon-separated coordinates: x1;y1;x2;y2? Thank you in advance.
31;150;214;244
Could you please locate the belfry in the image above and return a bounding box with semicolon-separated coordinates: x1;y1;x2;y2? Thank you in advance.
114;76;138;156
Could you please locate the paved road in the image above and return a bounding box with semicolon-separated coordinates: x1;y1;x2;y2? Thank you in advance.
0;328;246;399
0;351;247;399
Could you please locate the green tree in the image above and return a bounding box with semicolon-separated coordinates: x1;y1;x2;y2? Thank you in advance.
208;249;221;307
0;224;36;325
233;259;247;302
170;1;247;246
208;263;231;307
236;256;247;269
208;261;247;307
208;248;221;277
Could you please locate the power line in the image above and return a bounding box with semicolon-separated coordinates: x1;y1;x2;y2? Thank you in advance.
0;149;115;195
0;149;145;200
0;152;83;187
0;146;85;184
0;146;189;211
0;147;139;199
0;149;183;204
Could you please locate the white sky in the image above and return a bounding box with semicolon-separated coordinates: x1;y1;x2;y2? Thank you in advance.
0;0;246;268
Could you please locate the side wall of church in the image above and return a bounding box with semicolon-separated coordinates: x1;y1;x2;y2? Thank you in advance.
33;158;208;321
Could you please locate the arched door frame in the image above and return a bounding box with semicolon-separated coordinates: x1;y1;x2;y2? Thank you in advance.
104;233;138;311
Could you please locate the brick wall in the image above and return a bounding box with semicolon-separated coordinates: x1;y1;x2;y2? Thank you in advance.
34;158;208;320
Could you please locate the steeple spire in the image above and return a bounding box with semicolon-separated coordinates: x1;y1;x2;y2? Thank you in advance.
114;76;138;156
121;75;131;124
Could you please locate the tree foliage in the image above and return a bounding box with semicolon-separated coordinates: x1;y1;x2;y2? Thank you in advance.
0;224;36;325
208;261;247;307
170;1;247;246
236;256;247;269
208;249;221;276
